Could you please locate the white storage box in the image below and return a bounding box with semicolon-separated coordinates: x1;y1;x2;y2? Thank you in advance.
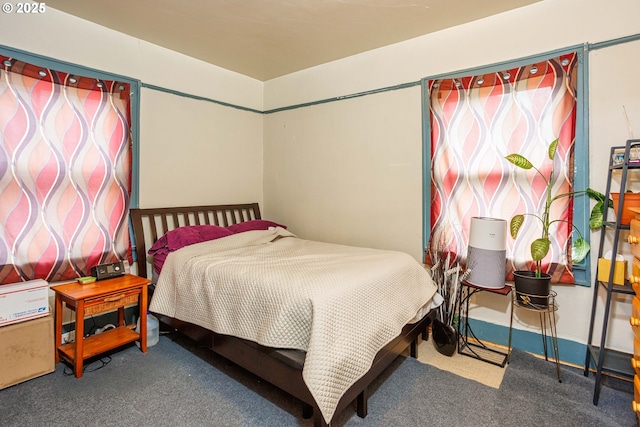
0;279;49;326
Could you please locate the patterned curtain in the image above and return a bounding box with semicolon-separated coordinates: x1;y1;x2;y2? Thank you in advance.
428;53;577;283
0;56;132;284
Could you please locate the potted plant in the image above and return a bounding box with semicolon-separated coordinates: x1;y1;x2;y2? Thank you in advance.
505;138;598;306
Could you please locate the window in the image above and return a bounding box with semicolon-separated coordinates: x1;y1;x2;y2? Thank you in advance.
423;48;589;285
0;50;139;284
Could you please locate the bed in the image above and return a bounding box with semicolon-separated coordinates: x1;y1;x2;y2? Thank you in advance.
130;203;438;426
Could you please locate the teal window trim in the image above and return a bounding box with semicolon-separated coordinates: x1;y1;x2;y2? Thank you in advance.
573;45;590;286
421;44;590;286
421;78;432;262
129;85;141;209
0;44;142;209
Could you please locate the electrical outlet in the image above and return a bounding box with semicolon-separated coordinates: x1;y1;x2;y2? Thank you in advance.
62;331;75;343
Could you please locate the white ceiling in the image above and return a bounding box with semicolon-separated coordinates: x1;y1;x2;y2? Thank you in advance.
46;0;542;81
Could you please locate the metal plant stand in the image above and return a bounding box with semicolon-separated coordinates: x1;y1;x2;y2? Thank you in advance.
509;289;562;382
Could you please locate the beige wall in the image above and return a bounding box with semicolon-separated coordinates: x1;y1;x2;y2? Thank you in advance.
264;88;424;257
139;89;263;208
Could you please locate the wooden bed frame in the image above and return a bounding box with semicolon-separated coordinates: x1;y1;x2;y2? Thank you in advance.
130;203;434;426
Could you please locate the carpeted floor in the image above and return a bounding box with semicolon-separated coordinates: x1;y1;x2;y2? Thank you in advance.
0;333;635;426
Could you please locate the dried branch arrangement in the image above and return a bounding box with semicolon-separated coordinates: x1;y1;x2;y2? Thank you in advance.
428;248;470;328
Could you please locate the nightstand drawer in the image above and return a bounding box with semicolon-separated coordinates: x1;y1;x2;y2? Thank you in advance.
84;289;140;316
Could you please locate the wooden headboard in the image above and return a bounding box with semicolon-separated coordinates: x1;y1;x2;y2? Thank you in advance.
130;203;261;279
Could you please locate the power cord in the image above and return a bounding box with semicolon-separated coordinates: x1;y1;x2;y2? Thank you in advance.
60;319;117;375
85;316;98;337
62;356;112;376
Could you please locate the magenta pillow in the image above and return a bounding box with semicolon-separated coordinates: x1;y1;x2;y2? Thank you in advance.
148;225;234;274
226;219;287;234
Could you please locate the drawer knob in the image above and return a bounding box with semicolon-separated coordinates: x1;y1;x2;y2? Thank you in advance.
634;401;640;413
632;358;640;369
630;275;640;284
631;317;640;327
629;235;640;244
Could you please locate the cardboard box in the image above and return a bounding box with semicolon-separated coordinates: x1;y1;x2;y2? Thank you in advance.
0;313;54;390
0;279;49;326
598;258;627;285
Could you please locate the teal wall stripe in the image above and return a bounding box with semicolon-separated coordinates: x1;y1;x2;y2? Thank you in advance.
590;32;640;51
5;31;636;121
137;81;425;116
4;31;637;120
263;81;421;114
142;81;422;115
141;83;263;114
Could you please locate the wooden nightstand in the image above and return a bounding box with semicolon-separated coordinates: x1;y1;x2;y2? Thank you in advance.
52;274;151;378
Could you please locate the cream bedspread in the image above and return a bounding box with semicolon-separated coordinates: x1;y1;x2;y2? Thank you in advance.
149;227;437;423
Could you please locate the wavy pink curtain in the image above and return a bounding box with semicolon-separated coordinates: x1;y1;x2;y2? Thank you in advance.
428;53;577;283
0;56;132;284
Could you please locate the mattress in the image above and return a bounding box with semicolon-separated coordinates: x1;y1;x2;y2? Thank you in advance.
150;227;438;422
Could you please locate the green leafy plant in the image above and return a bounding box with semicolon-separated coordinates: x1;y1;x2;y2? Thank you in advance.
586;188;611;229
506;138;602;277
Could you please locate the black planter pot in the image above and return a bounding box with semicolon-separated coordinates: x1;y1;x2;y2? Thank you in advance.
432;318;457;356
513;270;551;307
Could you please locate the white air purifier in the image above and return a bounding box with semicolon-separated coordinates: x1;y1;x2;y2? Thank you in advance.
466;217;507;289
